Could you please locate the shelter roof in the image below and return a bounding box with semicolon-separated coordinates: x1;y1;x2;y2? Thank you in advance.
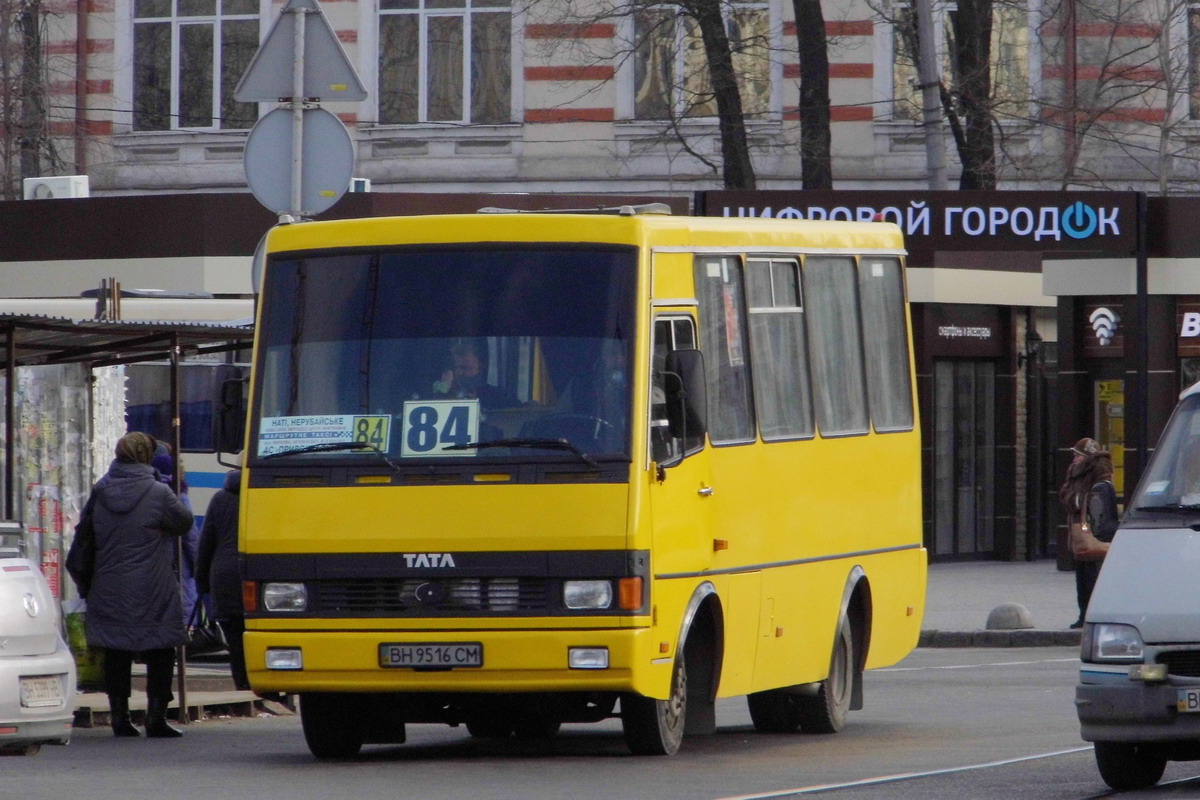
0;313;253;369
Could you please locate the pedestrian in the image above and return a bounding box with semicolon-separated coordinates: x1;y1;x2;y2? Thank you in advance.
71;431;194;738
151;449;203;628
195;467;248;691
1059;437;1120;629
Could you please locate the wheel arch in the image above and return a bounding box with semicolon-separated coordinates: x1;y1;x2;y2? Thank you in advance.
675;581;725;734
836;566;873;711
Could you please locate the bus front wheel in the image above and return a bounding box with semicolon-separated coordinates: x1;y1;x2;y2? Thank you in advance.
622;655;687;755
1094;742;1167;790
300;693;366;759
796;617;854;734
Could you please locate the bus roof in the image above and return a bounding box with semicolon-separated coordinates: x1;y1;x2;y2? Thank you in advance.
264;213;906;256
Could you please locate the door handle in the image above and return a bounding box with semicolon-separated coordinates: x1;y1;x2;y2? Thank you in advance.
698;485;714;497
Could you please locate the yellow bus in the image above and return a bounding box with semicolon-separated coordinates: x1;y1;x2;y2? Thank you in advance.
232;206;926;758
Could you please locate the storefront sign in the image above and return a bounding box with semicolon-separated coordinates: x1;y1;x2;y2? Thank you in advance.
1083;303;1124;357
1177;300;1200;356
702;191;1139;254
924;305;1004;357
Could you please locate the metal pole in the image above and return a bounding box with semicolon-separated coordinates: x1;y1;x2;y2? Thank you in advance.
171;335;188;723
289;7;307;217
5;327;13;519
1135;192;1149;492
915;0;947;190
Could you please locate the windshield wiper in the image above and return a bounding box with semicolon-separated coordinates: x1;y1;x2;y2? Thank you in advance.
262;441;401;472
444;438;598;468
1134;503;1200;512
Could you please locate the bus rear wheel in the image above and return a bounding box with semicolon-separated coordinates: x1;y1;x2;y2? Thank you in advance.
622;654;687;755
300;693;366;759
796;617;854;734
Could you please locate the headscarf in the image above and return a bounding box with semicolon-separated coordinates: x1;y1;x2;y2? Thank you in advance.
115;431;157;465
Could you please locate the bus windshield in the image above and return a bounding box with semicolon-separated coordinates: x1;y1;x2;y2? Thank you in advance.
253;245;637;462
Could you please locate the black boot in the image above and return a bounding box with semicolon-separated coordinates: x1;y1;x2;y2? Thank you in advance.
108;695;140;737
144;698;183;738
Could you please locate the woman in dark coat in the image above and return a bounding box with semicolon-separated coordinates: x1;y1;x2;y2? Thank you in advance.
195;469;247;690
85;431;194;738
1059;437;1120;629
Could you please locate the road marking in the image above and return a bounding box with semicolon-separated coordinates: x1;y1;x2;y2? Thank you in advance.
876;657;1077;673
711;746;1094;799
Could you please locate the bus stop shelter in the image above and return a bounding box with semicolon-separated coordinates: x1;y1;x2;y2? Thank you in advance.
0;313;254;716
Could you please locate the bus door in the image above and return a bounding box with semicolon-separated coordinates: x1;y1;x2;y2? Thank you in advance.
647;315;714;596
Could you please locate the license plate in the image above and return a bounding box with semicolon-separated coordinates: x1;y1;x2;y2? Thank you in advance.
379;642;482;669
20;675;63;708
1178;688;1200;713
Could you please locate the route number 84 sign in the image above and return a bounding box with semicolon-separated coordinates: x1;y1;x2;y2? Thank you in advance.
400;399;480;457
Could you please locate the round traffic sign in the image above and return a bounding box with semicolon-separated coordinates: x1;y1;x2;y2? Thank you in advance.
244;106;354;217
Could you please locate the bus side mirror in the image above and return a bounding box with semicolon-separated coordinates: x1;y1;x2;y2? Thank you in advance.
664;349;707;441
217;375;247;454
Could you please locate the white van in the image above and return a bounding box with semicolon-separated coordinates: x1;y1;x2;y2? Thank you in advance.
1077;381;1200;790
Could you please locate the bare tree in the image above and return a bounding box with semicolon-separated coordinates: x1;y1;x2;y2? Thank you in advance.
0;0;57;199
793;0;832;189
1030;0;1195;193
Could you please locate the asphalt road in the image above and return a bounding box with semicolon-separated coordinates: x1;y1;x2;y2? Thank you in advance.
10;647;1200;799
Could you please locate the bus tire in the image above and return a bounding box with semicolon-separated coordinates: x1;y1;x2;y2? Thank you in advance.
747;689;802;733
1094;742;1167;790
622;654;687;755
300;693;365;759
796;617;854;734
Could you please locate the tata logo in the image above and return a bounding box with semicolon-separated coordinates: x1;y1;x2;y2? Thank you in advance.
402;553;457;568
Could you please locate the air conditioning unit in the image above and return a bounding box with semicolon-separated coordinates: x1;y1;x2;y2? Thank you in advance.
23;175;90;200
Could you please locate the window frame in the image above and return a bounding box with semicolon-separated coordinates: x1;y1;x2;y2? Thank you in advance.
129;0;260;132
375;0;515;126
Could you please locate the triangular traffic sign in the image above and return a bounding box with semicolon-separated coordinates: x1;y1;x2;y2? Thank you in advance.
234;0;367;102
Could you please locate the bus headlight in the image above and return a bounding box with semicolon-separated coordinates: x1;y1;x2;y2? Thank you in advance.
564;580;612;610
263;582;308;612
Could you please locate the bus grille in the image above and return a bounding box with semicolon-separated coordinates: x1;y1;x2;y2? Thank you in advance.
315;577;551;615
1159;651;1200;677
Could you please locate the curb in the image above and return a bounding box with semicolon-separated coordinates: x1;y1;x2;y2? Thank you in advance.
919;629;1082;648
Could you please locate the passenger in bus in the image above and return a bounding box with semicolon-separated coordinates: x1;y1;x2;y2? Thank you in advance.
74;431;194;738
437;338;521;409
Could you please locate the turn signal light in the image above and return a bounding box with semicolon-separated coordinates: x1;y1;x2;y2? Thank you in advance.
618;577;643;610
243;581;258;612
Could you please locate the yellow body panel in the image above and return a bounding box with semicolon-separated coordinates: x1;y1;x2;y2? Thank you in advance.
244;212;923;709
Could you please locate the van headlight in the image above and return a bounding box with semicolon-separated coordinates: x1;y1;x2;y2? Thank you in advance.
263;582;308;612
1084;623;1144;663
563;580;612;610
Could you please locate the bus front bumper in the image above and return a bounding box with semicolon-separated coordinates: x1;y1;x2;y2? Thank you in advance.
244;626;663;695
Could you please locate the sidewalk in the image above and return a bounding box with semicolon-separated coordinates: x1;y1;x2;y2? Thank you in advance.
72;658;292;727
920;558;1083;647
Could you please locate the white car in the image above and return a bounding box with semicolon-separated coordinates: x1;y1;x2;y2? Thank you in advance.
0;558;75;755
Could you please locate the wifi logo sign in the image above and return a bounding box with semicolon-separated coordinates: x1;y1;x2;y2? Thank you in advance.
1089;307;1120;346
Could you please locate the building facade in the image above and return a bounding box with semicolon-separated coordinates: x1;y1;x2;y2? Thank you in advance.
20;0;1200;197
